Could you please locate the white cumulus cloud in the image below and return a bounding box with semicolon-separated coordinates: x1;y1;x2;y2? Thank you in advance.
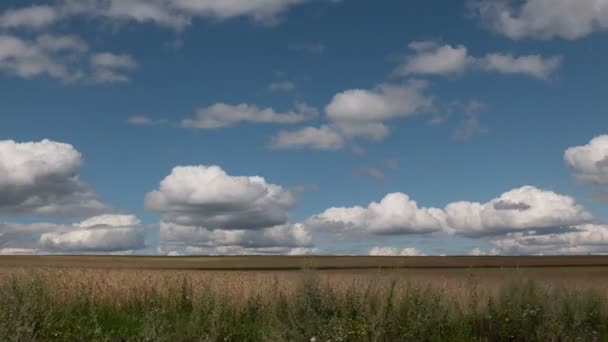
564;135;608;186
0;139;108;216
306;186;594;239
145;165;296;229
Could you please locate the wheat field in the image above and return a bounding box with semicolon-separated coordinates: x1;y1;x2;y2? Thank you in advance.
2;256;608;341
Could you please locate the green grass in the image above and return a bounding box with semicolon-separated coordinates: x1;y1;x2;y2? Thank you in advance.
0;273;607;341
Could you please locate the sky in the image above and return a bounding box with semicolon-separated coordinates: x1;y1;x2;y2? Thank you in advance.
0;0;607;256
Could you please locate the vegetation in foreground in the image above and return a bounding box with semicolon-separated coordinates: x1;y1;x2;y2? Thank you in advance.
0;272;606;341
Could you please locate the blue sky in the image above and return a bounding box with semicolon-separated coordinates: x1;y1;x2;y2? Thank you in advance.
1;0;607;256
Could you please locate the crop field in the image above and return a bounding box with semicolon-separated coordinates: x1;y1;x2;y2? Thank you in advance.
2;256;608;341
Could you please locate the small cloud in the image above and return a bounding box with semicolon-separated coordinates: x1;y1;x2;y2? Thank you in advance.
292;184;320;193
356;167;385;180
386;159;399;170
267;81;296;92
90;52;138;83
452;113;488;141
289;42;325;54
127;116;168;125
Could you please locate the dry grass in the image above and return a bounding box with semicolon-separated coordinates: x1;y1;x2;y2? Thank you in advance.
2;264;608;305
2;256;608;340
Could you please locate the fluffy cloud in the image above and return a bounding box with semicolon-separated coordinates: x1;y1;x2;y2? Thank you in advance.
272;125;345;150
1;214;145;253
326;82;432;125
307;192;446;235
490;224;608;255
306;186;594;238
473;0;608;40
0;139;108;216
275;82;432;150
149;165;315;254
0;0;309;30
0;34;136;83
444;186;593;237
145;165;296;229
181;102;317;129
395;41;561;79
369;246;425;256
564;135;608;186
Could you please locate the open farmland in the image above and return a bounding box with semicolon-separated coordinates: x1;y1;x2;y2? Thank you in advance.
2;256;608;341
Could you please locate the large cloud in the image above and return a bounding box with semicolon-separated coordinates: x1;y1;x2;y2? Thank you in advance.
149;165;314;254
473;0;608;40
0;139;108;216
395;41;562;79
564;135;608;186
1;214;145;253
307;192;445;235
306;186;594;238
443;186;593;237
0;0;310;30
145;165;296;229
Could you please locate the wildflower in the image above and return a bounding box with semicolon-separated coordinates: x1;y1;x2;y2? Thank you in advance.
310;337;317;342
